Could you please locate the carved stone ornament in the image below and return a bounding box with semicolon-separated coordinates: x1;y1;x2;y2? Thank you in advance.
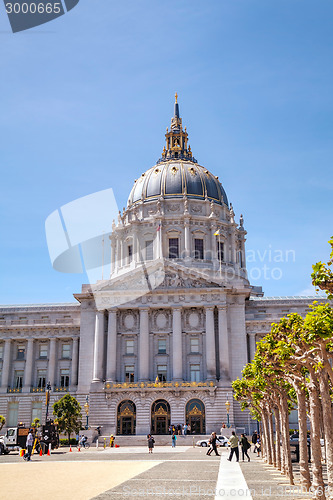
167;204;180;212
184;308;203;331
191;205;202;214
152;310;170;331
158;272;215;290
121;311;138;331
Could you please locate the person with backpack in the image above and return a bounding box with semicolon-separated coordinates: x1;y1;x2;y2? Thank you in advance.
206;432;221;456
240;433;251;462
171;432;177;448
227;431;239;462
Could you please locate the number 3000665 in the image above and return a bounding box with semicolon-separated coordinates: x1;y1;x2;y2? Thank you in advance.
6;3;62;14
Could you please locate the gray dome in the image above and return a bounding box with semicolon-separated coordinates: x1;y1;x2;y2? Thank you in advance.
127;161;228;207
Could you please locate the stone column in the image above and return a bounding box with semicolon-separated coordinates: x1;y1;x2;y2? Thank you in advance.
48;338;57;387
205;307;216;380
230;228;236;264
115;237;121;271
71;338;79;387
139;308;149;380
211;224;218;263
132;227;138;263
23;339;34;391
218;305;229;380
172;307;183;380
92;311;105;382
110;239;116;274
184;219;190;259
248;332;257;361
1;339;12;390
106;309;117;381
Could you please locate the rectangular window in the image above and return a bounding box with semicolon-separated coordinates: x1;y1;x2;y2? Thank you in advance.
17;344;25;360
7;402;18;427
37;369;46;389
128;245;133;264
145;240;154;261
158;339;167;354
125;365;135;382
31;402;42;423
238;250;243;267
190;364;200;382
39;343;48;359
60;369;70;388
190;337;199;353
168;238;179;259
0;345;3;359
61;344;71;359
217;241;224;262
125;340;134;355
194;239;204;260
14;370;24;389
157;365;167;382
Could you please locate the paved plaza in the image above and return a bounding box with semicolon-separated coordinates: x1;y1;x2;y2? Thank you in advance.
0;446;317;499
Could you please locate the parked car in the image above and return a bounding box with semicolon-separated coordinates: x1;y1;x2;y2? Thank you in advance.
196;435;229;447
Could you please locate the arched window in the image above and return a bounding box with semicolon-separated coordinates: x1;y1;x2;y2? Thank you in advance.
151;399;171;435
117;400;136;435
185;399;205;434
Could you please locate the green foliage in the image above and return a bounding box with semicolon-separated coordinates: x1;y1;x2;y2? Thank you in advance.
0;415;5;431
53;394;82;443
31;418;41;429
59;438;77;446
311;237;333;299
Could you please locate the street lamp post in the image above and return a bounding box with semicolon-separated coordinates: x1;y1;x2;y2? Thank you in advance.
225;395;231;429
45;381;51;424
84;396;89;430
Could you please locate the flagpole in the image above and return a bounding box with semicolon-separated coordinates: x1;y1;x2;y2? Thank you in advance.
219;236;222;278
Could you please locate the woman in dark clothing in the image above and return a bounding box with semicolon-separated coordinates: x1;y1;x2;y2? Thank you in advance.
207;432;220;456
240;433;251;462
147;434;155;453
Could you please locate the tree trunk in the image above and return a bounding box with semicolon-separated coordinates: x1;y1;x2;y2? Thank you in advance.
268;405;276;467
295;384;311;491
318;370;333;499
308;367;326;499
262;408;272;464
279;391;294;485
274;405;282;471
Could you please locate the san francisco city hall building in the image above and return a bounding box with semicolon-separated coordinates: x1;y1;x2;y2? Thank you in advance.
0;98;318;436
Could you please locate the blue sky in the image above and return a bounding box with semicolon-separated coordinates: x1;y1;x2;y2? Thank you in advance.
0;0;332;304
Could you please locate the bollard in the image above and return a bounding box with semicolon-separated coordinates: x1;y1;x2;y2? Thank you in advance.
47;444;51;456
20;449;25;457
104;438;106;449
96;438;98;449
193;436;195;448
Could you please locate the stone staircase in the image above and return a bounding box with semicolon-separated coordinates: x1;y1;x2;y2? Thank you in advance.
94;434;209;447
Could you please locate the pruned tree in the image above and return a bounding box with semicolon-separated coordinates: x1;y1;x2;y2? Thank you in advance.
53;394;82;444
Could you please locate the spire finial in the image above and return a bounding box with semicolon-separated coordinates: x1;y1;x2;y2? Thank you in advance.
175;92;178;103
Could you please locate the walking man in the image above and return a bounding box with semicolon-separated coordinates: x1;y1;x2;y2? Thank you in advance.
25;429;34;461
227;431;239;462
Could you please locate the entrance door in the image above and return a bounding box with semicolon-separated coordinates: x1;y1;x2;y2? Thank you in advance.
185;399;205;434
121;417;133;435
189;416;201;435
156;416;167;435
117;400;136;435
151;399;171;435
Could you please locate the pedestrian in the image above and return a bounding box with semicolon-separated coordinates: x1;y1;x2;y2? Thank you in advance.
184;423;188;436
177;424;181;435
109;434;115;447
169;425;172;435
207;432;220;456
240;433;251;462
251;431;258;453
227;431;239;462
172;425;176;434
171;432;177;448
147;434;155;453
254;437;261;457
187;424;191;434
24;429;34;461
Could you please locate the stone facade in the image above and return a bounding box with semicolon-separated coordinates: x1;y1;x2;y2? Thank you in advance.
0;98;324;435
